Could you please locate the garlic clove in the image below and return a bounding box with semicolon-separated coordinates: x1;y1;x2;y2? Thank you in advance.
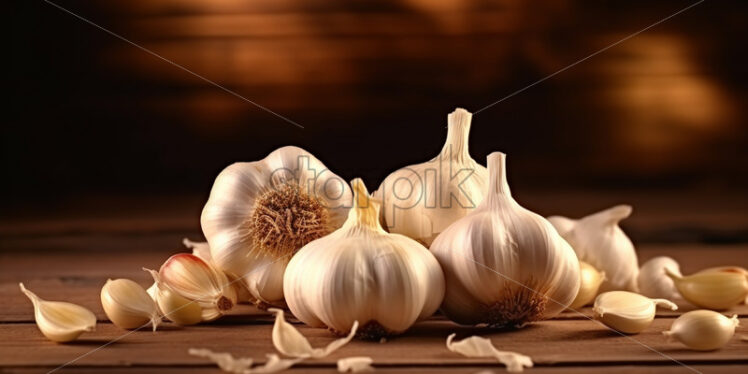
19;283;96;343
549;205;639;293
568;261;605;310
637;256;684;303
189;348;302;374
446;334;533;373
144;268;203;325
269;308;358;358
101;278;161;331
663;310;739;351
159;253;237;320
337;357;374;373
666;268;748;310
593;291;677;334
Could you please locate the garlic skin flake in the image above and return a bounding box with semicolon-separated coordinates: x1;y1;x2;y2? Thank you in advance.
568;261;605;310
548;205;639;293
160;253;237;321
663;310;739;351
666;267;748;310
593;291;677;334
189;348;301;374
144;268;203;325
101;278;161;331
446;334;533;373
376;108;488;246
337;357;374;372
431;152;580;327
637;256;683;302
269;308;358;358
19;283;96;343
284;179;445;338
202;146;352;306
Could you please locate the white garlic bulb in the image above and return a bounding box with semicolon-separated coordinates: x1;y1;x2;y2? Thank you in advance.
101;278;161;331
376;108;488;246
663;310;739;351
19;283;96;343
548;205;639;292
666;267;748;310
159;253;237;321
201;146;352;306
637;256;683;302
430;152;580;327
284;179;445;339
568;261;605;310
144;268;203;325
593;291;677;334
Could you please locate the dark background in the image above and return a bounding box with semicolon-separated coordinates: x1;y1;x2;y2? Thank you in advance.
5;0;747;239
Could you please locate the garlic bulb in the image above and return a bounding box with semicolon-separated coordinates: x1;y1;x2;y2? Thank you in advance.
283;179;445;339
159;253;237;321
101;278;161;331
666;267;748;310
568;261;605;310
637;256;683;302
548;205;639;292
430;152;580;327
19;283;96;343
593;291;677;334
144;268;203;325
201;146;352;306
663;310;739;351
376;108;488;246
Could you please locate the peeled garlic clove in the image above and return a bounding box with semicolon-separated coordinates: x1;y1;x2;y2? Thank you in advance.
19;283;96;343
637;256;683;302
696;266;748;276
101;278;161;331
431;152;580;327
446;334;533;373
376;108;489;246
144;268;203;325
549;205;639;293
159;253;237;320
568;261;605;310
666;268;748;310
593;291;677;334
269;308;358;358
337;357;374;373
663;310;739;351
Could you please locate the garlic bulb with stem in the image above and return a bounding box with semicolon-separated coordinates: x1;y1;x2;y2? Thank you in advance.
19;283;96;343
548;205;639;292
568;261;605;310
592;291;677;334
101;278;161;331
283;178;445;339
375;108;488;246
666;267;748;310
159;253;237;321
201;146;352;307
637;256;684;302
430;152;580;327
144;268;203;325
663;310;739;351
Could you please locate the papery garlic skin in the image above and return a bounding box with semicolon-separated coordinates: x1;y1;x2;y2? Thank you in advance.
548;205;639;293
145;268;203;325
431;152;580;327
160;253;237;321
568;261;605;310
666;268;748;310
663;310;739;351
593;291;677;334
376;108;488;246
637;256;683;302
284;179;445;338
101;278;161;331
19;283;96;343
202;146;352;306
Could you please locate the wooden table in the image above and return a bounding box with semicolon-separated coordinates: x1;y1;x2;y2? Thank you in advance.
1;195;747;373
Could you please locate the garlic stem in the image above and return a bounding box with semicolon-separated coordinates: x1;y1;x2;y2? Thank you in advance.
343;179;383;231
439;108;472;162
482;152;511;202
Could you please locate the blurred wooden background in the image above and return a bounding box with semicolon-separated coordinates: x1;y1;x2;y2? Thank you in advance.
5;0;747;236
